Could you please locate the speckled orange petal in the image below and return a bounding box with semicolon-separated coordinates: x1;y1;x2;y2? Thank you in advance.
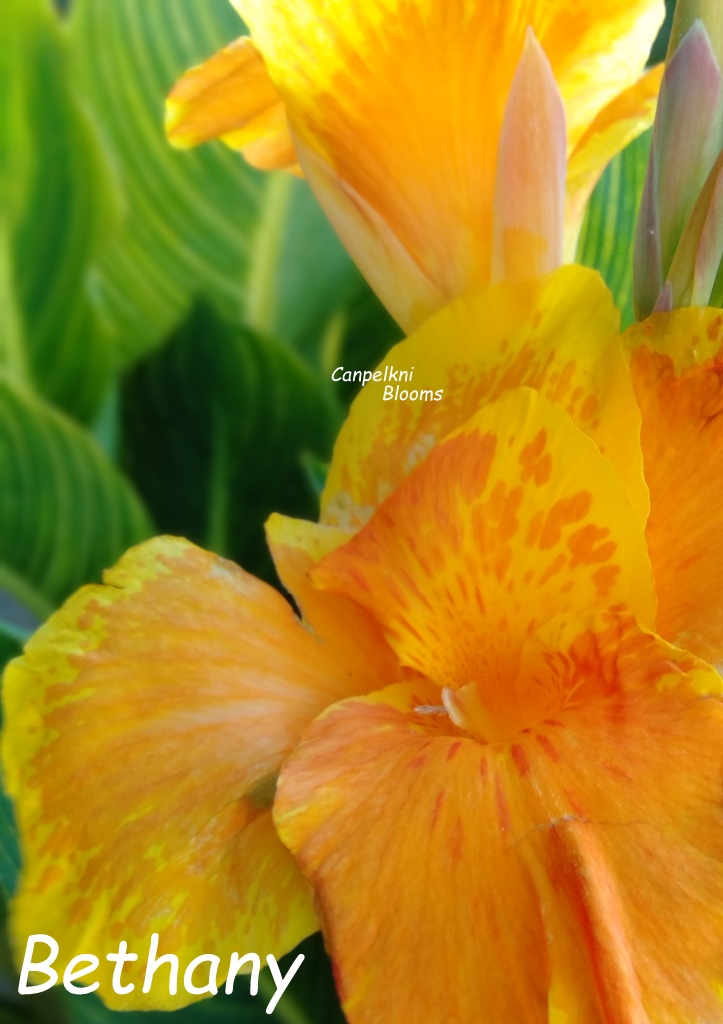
628;307;723;664
1;537;367;1010
315;389;656;694
276;679;553;1024
322;266;647;530
274;623;723;1024
166;37;299;172
525;622;723;1024
566;64;663;258
265;513;400;684
231;0;663;326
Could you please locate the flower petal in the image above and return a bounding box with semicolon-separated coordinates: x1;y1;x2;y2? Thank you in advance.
165;37;299;172
232;0;664;327
277;680;553;1024
275;625;723;1024
565;64;663;258
2;537;362;1009
491;30;566;284
323;266;648;530
628;307;723;664
315;388;656;689
265;513;400;684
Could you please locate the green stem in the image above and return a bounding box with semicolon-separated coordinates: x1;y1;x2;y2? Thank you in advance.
257;970;314;1024
247;173;294;336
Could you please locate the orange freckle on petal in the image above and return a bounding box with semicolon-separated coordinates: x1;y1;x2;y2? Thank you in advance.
431;790;445;829
538;552;566;586
519;429;548;482
535;734;560;761
555;361;576;400
580;394;599;422
592;564;621;596
538;492;593;549
511;745;530;777
479;758;488;780
447;741;462;761
495;775;510;831
450;816;464;863
525;510;544;547
568;524;616;567
534;454;553;486
707;314;722;340
495;546;513;582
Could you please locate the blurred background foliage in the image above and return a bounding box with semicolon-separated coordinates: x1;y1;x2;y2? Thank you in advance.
0;0;676;1020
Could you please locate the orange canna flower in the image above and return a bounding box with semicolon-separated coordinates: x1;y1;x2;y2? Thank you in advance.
165;0;665;330
3;266;723;1021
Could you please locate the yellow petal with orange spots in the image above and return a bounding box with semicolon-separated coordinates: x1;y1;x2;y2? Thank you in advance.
1;537;367;1010
322;266;648;530
227;0;663;326
275;620;723;1024
566;64;663;258
628;307;723;665
265;513;400;684
166;37;299;172
315;389;656;705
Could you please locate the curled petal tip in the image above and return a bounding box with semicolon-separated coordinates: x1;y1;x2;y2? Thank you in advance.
164;36;298;171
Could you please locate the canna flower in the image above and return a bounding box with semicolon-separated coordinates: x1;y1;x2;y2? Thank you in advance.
3;265;723;1022
166;0;665;330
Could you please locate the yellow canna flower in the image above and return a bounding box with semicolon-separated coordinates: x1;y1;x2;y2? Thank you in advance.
3;266;723;1021
166;0;665;330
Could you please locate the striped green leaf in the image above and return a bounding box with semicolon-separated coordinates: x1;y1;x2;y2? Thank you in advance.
69;0;361;368
576;130;652;328
121;305;341;580
0;373;153;611
4;0;118;422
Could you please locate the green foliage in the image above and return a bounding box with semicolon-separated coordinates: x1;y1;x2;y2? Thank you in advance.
0;374;153;612
68;0;365;368
121;305;341;578
2;0;118;422
576;130;652;329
